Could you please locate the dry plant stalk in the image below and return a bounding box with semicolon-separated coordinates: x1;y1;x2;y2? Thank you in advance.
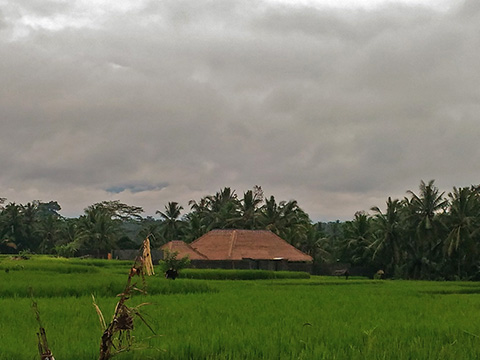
97;237;156;360
142;236;155;276
32;300;55;360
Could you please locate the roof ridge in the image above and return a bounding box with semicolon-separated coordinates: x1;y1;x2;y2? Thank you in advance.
187;244;209;259
228;230;237;259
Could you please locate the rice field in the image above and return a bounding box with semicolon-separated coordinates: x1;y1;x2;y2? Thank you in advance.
1;256;480;359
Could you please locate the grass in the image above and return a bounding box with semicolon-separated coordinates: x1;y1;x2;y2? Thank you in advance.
1;256;480;359
180;268;311;280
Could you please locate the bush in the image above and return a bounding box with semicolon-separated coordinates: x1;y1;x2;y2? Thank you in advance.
158;250;190;273
179;269;310;280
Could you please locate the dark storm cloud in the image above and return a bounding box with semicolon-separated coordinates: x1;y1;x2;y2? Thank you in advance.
1;0;479;220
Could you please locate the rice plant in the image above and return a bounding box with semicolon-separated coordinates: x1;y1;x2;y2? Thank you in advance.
2;255;480;359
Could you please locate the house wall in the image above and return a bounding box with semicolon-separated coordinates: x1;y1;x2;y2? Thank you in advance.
111;250;312;273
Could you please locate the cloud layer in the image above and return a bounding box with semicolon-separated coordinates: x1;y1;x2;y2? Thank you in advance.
1;0;479;220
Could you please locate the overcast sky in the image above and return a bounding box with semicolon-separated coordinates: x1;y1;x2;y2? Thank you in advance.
1;0;479;221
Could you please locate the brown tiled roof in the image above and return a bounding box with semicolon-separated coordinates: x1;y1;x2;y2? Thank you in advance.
161;240;208;260
190;229;313;262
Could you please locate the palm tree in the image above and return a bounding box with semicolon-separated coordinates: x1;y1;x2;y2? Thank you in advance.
35;201;64;254
343;211;373;266
36;214;63;254
407;180;447;233
55;219;87;257
300;224;330;262
279;200;310;245
206;187;241;229
79;205;120;257
370;197;404;277
259;195;282;233
443;187;480;278
234;189;264;229
156;202;184;243
0;203;27;251
21;202;41;252
137;217;163;247
404;180;448;279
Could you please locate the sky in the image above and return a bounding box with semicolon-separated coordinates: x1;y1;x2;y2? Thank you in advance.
1;0;479;221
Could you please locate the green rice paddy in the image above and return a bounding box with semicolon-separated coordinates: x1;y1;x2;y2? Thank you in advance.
1;256;480;359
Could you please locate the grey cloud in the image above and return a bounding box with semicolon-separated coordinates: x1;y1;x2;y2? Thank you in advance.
1;0;479;220
0;11;6;31
106;182;169;194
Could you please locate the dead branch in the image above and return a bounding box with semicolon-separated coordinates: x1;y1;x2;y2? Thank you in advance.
98;237;156;360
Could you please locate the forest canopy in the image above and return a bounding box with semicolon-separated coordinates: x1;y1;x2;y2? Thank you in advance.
2;181;480;280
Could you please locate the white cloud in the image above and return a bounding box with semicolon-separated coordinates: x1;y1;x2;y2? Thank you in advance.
266;0;454;11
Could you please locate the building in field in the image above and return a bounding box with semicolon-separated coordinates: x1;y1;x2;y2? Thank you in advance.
161;229;313;272
161;240;208;260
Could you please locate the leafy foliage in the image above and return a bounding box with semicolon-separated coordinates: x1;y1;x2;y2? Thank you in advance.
4;180;480;279
159;249;190;273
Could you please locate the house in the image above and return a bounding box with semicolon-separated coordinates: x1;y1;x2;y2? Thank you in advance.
161;229;313;272
161;240;208;260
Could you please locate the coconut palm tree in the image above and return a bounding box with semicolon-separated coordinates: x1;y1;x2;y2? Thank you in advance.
156;202;184;243
182;212;208;243
404;180;448;279
443;186;480;278
342;211;373;266
58;219;87;255
232;189;264;229
370;197;404;277
36;214;63;254
259;195;282;233
79;205;120;257
0;203;27;251
206;187;241;229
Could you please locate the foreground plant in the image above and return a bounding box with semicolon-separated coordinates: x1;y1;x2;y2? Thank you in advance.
94;237;156;360
32;300;55;360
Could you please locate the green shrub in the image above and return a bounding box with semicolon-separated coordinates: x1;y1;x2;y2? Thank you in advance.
179;269;310;280
158;250;190;273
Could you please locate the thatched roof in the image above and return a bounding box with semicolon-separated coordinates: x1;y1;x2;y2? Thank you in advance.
189;229;313;262
161;240;208;260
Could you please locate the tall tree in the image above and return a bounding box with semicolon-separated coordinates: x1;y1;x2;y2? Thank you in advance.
370;197;404;277
206;187;241;229
79;204;121;257
137;216;163;247
342;211;373;266
182;212;208;243
443;186;480;278
404;180;448;279
94;200;143;221
35;201;63;254
235;187;264;229
259;195;282;233
22;202;41;251
0;203;26;251
36;213;63;254
55;218;87;257
156;202;184;243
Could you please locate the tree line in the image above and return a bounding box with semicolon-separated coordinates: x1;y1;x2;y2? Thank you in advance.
1;181;480;280
337;180;480;280
0;187;313;259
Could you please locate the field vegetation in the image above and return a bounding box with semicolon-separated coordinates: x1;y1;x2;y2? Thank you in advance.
2;256;480;359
